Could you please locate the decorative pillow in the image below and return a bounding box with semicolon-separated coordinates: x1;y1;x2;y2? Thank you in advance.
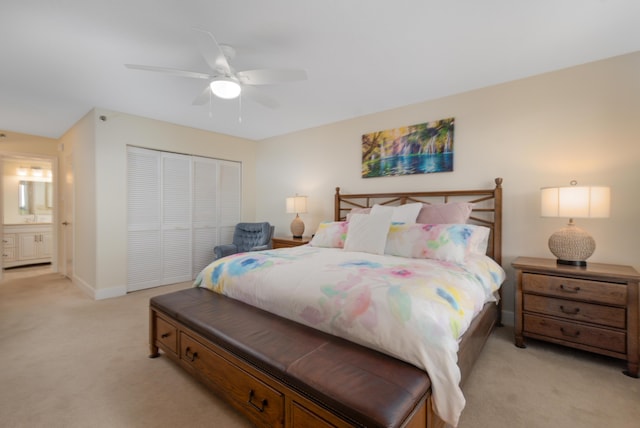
343;210;393;255
416;202;474;224
345;207;371;221
370;202;422;224
384;223;490;263
309;221;348;248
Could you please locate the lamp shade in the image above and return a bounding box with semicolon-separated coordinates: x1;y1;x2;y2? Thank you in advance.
286;196;308;214
541;186;610;219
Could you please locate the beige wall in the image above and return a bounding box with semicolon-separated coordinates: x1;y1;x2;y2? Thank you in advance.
256;52;640;322
0;132;59;156
63;109;258;298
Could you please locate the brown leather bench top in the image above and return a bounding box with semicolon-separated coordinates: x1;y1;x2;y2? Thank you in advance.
151;287;431;428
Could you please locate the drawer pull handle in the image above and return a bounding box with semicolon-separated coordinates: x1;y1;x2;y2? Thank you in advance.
161;332;171;339
184;347;198;362
559;284;580;294
247;389;268;413
559;305;580;315
560;327;580;338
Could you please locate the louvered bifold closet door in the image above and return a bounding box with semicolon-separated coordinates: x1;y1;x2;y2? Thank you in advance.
127;147;162;291
192;157;218;277
218;160;242;245
161;153;193;284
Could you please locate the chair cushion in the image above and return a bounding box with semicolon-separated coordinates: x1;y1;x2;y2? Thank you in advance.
233;222;272;252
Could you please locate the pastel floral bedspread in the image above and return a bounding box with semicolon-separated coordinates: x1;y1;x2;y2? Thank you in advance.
194;246;505;426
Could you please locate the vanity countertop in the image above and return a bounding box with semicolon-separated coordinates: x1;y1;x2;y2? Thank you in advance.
3;223;52;226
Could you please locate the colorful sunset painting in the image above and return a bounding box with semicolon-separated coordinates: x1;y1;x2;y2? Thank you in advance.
361;117;454;178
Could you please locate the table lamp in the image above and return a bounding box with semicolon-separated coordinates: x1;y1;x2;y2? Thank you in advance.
286;195;307;238
541;181;610;266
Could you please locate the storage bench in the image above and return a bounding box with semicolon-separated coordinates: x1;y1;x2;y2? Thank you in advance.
150;287;437;428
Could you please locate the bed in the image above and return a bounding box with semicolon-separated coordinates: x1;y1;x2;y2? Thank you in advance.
150;178;504;428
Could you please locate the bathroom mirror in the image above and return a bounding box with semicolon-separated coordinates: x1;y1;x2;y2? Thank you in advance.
18;181;53;216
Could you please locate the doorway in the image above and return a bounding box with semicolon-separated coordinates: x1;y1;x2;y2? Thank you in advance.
1;154;57;281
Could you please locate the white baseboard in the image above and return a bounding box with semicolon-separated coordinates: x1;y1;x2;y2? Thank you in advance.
72;274;127;300
73;274;94;298
94;285;127;300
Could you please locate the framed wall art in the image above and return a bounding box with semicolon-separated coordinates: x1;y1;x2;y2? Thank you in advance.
361;117;454;178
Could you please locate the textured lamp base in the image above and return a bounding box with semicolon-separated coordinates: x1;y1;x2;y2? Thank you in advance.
548;220;595;267
290;214;305;239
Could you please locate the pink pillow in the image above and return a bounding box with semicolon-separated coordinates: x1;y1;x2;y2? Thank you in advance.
346;207;371;221
416;202;473;224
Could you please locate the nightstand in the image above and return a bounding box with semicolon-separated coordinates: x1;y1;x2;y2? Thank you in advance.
272;236;311;249
512;257;639;377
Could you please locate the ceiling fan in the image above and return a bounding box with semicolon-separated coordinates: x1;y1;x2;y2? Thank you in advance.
125;28;307;109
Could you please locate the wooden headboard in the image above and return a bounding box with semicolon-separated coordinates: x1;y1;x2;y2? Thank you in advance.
334;177;503;264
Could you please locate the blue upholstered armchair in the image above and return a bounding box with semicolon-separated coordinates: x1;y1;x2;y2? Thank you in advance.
213;222;274;260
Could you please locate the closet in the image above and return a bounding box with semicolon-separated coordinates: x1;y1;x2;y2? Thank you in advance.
126;147;240;292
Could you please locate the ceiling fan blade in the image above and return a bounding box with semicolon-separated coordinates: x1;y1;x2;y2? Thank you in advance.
241;85;279;109
192;28;231;75
236;69;307;85
125;64;211;80
192;85;212;105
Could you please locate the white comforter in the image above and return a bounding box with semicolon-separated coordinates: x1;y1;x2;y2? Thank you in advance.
195;246;505;426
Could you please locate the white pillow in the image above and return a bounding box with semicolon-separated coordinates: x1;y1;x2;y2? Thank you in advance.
370;203;422;224
343;210;393;255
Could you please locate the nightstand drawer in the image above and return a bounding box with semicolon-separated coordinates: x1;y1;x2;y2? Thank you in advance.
524;314;626;354
272;236;310;249
522;273;627;306
524;294;626;329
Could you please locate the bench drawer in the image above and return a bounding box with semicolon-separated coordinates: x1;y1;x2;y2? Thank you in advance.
154;315;178;354
180;332;284;428
291;401;338;428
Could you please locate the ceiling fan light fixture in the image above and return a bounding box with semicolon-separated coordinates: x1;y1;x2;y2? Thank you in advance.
210;78;241;99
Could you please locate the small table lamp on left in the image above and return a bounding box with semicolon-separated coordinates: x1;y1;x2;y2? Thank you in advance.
286;195;307;238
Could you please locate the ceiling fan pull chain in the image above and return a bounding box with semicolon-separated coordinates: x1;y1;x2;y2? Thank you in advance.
210;90;214;118
238;94;242;124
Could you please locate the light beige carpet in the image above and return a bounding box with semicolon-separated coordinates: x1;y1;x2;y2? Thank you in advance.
1;272;638;428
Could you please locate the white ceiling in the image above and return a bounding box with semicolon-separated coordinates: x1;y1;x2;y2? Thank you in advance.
1;0;639;141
